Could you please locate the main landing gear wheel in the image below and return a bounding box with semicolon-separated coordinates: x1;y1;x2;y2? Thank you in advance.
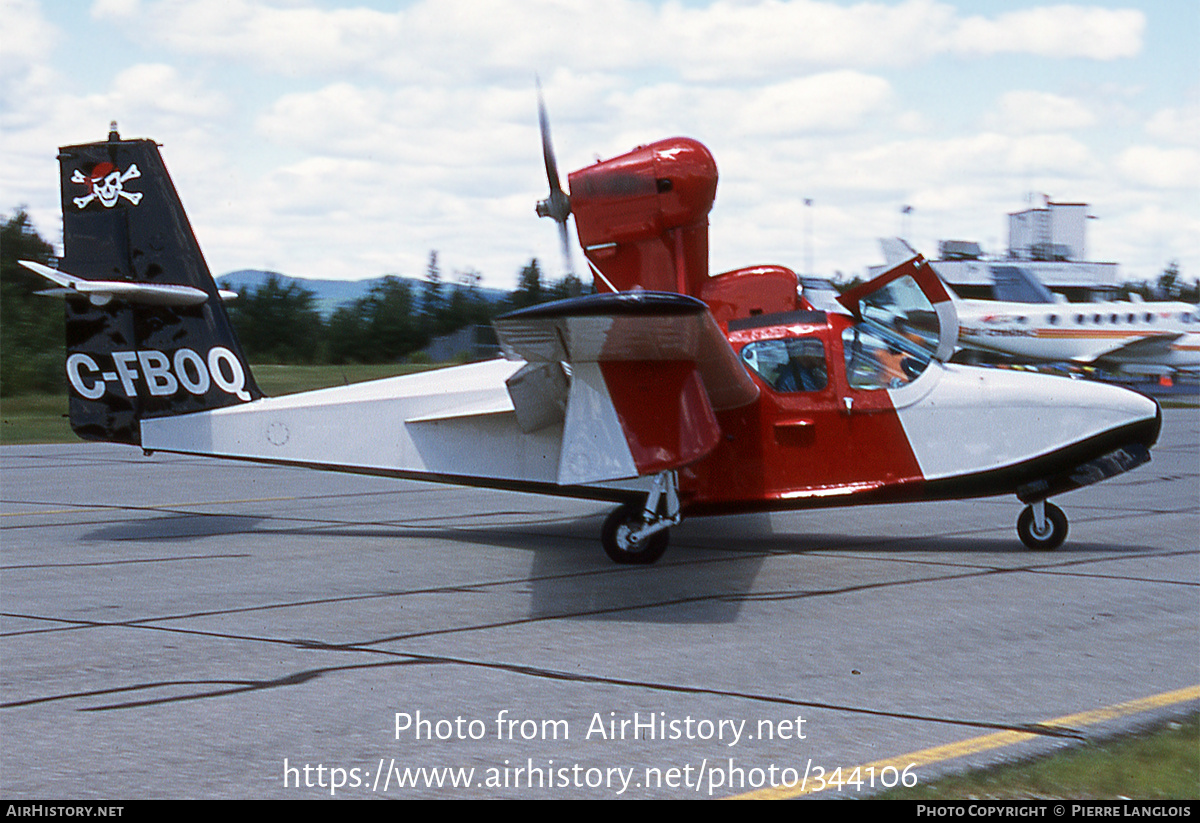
602;502;670;565
1017;501;1068;551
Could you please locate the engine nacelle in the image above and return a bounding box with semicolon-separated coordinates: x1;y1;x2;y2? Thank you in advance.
569;138;717;296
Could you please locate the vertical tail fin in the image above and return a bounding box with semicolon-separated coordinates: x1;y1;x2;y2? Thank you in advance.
45;126;260;444
989;265;1057;304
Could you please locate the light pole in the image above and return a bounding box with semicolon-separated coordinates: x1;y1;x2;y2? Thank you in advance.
804;198;813;278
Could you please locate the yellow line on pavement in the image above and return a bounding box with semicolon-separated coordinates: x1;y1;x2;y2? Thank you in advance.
731;684;1200;800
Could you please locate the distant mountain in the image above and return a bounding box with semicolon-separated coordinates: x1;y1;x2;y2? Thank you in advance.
216;269;510;318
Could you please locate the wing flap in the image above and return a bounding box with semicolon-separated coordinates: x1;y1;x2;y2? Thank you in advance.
495;291;758;410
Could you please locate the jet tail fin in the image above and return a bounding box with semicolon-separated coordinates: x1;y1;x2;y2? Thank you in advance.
990;265;1057;304
48;127;261;445
879;237;918;267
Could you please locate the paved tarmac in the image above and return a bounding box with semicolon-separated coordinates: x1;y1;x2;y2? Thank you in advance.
2;408;1197;799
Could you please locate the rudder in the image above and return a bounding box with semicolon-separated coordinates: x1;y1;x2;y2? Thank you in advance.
50;125;261;444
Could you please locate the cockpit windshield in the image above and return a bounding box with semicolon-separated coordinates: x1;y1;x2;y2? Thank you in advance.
843;275;940;390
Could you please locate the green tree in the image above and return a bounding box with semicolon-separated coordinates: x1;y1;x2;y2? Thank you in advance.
1;210;64;395
1116;262;1197;303
326;276;425;363
325;303;369;364
547;271;585;300
1157;261;1181;300
422;250;450;336
370;276;424;359
444;268;500;330
225;273;323;363
512;258;544;309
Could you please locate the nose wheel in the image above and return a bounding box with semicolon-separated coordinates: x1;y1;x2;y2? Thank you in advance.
1017;500;1068;550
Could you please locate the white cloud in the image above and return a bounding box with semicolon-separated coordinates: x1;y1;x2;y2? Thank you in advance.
91;0;141;17
2;0;1188;286
0;0;59;121
110;63;228;119
0;0;58;76
1116;145;1200;190
806;132;1097;196
254;82;539;195
592;71;895;144
950;5;1143;60
983;90;1097;134
1145;104;1200;146
662;0;959;77
95;0;406;76
731;71;896;135
1093;201;1200;281
88;0;1147;83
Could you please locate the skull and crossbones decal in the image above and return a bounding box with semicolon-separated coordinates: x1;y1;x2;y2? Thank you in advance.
72;163;143;209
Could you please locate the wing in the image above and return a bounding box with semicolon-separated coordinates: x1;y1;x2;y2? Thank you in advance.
494;292;758;485
1080;332;1185;365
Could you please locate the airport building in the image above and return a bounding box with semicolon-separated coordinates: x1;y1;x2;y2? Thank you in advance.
873;200;1120;302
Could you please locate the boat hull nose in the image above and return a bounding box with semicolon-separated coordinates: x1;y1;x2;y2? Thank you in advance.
1142;395;1164;447
895;366;1162;501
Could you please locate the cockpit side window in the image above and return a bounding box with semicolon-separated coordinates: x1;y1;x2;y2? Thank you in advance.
740;338;828;393
842;273;938;390
842;321;932;390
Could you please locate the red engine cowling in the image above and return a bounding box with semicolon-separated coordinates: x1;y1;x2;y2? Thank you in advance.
569;138;717;297
702;265;802;328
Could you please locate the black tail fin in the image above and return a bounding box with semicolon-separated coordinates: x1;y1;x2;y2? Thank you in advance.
54;126;261;445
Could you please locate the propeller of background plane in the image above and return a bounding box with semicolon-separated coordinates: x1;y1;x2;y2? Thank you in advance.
534;81;576;279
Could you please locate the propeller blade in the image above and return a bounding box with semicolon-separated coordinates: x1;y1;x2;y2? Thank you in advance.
535;78;574;277
558;221;574;279
538;85;565;216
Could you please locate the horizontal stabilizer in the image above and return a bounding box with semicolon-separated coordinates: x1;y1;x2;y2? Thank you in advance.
20;259;215;307
404;398;514;423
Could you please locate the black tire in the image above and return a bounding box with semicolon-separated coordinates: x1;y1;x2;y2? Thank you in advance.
601;502;669;565
1017;502;1068;550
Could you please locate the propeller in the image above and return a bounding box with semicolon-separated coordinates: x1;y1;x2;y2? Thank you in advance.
534;80;575;278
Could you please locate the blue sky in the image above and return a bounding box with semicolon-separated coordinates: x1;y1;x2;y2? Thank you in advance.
3;0;1196;289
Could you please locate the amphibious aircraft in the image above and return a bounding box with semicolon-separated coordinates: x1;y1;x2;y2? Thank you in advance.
24;120;1161;564
879;239;1200;374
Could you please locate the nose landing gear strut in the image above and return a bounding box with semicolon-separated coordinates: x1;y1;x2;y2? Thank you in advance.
1017;499;1068;550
